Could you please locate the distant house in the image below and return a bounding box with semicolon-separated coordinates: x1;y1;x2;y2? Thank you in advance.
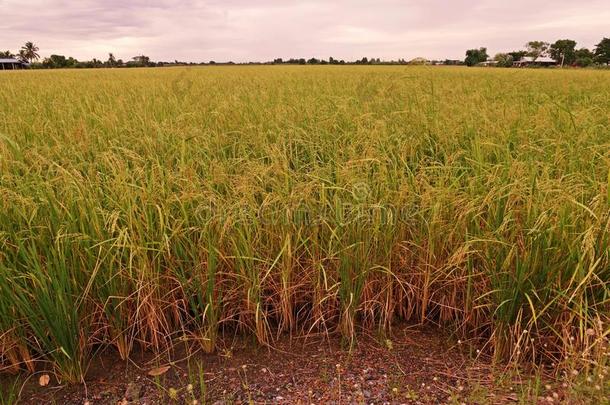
514;56;557;67
409;57;430;65
479;60;498;67
0;58;28;70
441;59;464;66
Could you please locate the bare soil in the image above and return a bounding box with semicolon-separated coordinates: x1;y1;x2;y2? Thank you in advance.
4;324;565;404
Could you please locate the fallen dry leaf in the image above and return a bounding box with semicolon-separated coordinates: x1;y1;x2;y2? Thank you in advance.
147;365;170;376
38;374;50;386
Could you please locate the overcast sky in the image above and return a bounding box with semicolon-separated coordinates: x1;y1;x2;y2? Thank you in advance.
2;0;609;62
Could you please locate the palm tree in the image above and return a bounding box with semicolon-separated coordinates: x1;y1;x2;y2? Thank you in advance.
20;42;40;63
107;53;117;67
0;51;14;58
17;50;28;63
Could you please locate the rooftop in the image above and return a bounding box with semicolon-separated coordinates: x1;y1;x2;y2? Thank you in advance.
517;56;557;63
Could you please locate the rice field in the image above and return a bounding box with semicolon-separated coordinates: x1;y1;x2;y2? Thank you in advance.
0;66;609;383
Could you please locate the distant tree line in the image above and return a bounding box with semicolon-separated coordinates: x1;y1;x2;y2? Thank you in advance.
464;37;610;67
270;57;415;65
4;37;609;70
32;54;161;69
1;42;456;68
1;44;171;68
1;45;424;68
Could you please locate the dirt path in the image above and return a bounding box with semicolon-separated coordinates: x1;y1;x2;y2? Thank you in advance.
5;325;573;404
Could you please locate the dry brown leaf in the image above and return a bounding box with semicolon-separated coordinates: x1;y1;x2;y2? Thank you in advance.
147;365;170;376
38;374;50;386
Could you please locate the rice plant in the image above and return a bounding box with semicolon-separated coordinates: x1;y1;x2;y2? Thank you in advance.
0;66;608;382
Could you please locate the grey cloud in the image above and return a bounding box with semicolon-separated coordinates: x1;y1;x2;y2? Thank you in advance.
0;0;607;62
